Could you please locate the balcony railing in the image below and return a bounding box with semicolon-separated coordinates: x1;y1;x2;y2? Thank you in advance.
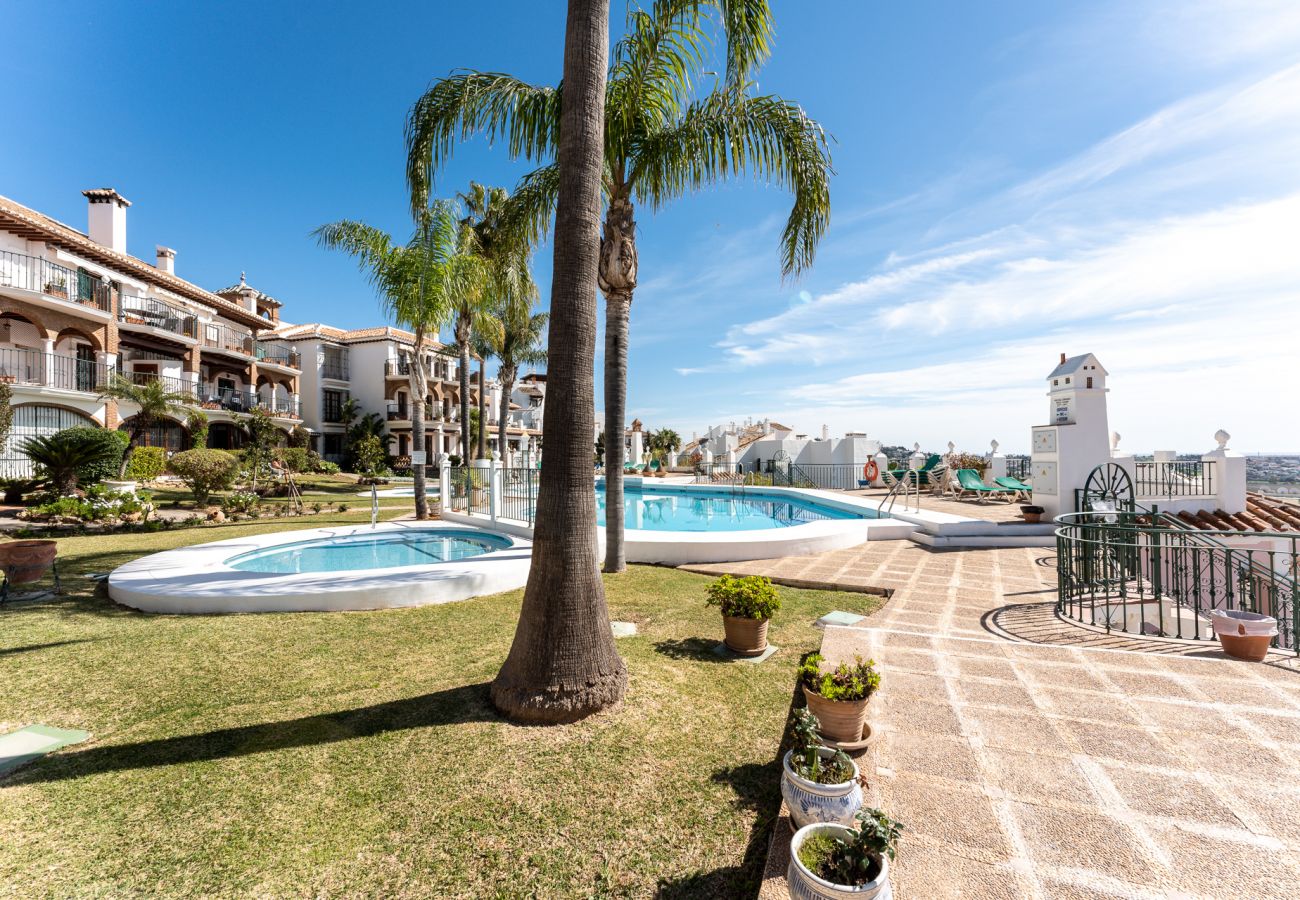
1135;460;1215;498
0;250;112;311
256;342;301;369
119;294;198;339
0;347;107;393
386;401;434;421
202;322;255;357
200;385;301;417
119;370;197;398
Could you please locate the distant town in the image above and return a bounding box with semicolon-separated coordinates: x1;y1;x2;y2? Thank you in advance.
1247;454;1300;497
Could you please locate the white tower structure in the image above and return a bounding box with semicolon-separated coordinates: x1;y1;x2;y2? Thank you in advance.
1030;353;1111;519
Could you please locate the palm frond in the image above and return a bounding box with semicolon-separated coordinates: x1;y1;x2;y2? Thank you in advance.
405;72;561;213
631;89;833;276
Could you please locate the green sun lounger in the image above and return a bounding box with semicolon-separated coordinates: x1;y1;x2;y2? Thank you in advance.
994;476;1032;500
955;468;1005;501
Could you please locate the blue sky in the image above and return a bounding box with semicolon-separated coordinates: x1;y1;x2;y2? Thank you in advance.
4;1;1298;452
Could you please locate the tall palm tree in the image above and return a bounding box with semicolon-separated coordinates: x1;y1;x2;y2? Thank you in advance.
489;0;627;723
648;427;681;465
98;374;198;477
456;183;538;461
479;301;548;467
406;0;833;573
313;200;480;519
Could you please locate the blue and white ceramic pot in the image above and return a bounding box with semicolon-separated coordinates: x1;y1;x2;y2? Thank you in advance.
781;748;863;829
788;823;892;900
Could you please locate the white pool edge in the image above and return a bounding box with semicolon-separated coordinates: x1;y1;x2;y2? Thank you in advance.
443;483;921;565
108;520;532;614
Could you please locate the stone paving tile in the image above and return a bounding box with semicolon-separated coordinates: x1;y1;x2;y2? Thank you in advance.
748;540;1300;898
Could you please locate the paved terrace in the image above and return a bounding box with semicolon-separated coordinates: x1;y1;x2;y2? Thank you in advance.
703;545;1300;898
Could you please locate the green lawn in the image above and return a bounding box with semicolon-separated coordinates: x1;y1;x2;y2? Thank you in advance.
144;473;418;511
0;518;882;898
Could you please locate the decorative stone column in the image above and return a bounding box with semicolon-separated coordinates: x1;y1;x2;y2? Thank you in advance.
1204;429;1247;515
985;439;1006;487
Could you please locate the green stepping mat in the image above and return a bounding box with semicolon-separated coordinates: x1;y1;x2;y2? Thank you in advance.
0;725;90;777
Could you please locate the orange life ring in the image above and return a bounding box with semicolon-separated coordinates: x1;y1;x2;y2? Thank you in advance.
863;460;879;482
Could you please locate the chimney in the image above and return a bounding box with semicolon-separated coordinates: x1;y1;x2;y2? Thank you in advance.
156;246;176;275
1059;352;1067;365
82;188;130;253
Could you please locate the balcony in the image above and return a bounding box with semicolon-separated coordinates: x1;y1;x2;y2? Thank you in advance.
119;370;197;398
386;401;434;422
201;322;255;358
119;294;198;340
0;347;107;393
255;342;301;370
199;385;301;418
0;250;112;312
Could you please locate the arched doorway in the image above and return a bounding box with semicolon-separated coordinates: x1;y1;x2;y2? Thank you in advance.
208;421;248;451
118;416;189;453
0;405;98;477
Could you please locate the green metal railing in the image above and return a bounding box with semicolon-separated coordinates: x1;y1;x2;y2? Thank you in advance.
1056;507;1299;653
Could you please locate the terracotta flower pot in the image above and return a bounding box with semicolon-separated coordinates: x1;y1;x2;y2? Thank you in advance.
1217;632;1272;662
722;615;769;655
0;540;58;585
803;685;871;743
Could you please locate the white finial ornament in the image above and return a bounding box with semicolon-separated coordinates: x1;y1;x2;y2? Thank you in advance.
1111;431;1121;452
1215;429;1230;450
947;441;955;454
990;439;999;454
913;442;920;452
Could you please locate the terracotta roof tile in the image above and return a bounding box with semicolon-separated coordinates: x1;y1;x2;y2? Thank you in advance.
1177;493;1300;534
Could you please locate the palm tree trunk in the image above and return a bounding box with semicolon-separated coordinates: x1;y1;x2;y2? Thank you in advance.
457;319;471;461
477;359;488;460
492;0;625;723
410;335;429;520
498;363;516;470
598;195;637;573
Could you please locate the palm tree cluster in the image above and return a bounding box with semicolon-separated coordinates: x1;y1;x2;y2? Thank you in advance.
312;1;827;724
405;0;832;573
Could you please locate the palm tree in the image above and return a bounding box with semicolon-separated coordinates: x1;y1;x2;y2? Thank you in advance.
313;200;479;519
479;301;548;467
456;183;538;461
22;430;121;496
406;0;833;573
648;427;681;466
98;374;198;477
489;0;627;723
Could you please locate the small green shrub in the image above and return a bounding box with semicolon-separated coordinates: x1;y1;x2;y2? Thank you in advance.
705;574;781;620
125;446;167;481
22;428;124;495
186;410;209;450
800;653;880;702
29;495;92;520
168;449;238;505
317;461;340;475
277;447;311;474
948;451;986;475
790;708;853;784
804;808;903;887
338;503;349;513
310;502;324;514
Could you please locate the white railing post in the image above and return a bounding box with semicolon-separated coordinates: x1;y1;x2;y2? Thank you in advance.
489;458;500;523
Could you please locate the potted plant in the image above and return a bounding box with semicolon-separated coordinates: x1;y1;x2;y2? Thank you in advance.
706;574;781;655
800;653;880;743
781;709;863;829
788;808;903;900
44;277;68;298
1210;609;1277;662
0;539;58;585
1020;504;1045;523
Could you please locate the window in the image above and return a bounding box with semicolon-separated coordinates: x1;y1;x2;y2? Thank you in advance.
322;347;349;380
322;433;345;461
323;389;348;423
1086;376;1093;389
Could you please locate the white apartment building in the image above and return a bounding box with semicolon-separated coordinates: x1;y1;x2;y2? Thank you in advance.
0;189;303;474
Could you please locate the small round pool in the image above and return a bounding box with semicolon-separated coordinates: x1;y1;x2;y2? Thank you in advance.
226;529;512;574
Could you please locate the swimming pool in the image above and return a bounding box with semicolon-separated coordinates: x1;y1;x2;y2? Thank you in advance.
108;522;531;614
227;529;512;574
595;485;877;532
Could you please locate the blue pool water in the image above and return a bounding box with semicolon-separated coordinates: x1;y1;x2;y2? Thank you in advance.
226;529;512;574
594;486;876;532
